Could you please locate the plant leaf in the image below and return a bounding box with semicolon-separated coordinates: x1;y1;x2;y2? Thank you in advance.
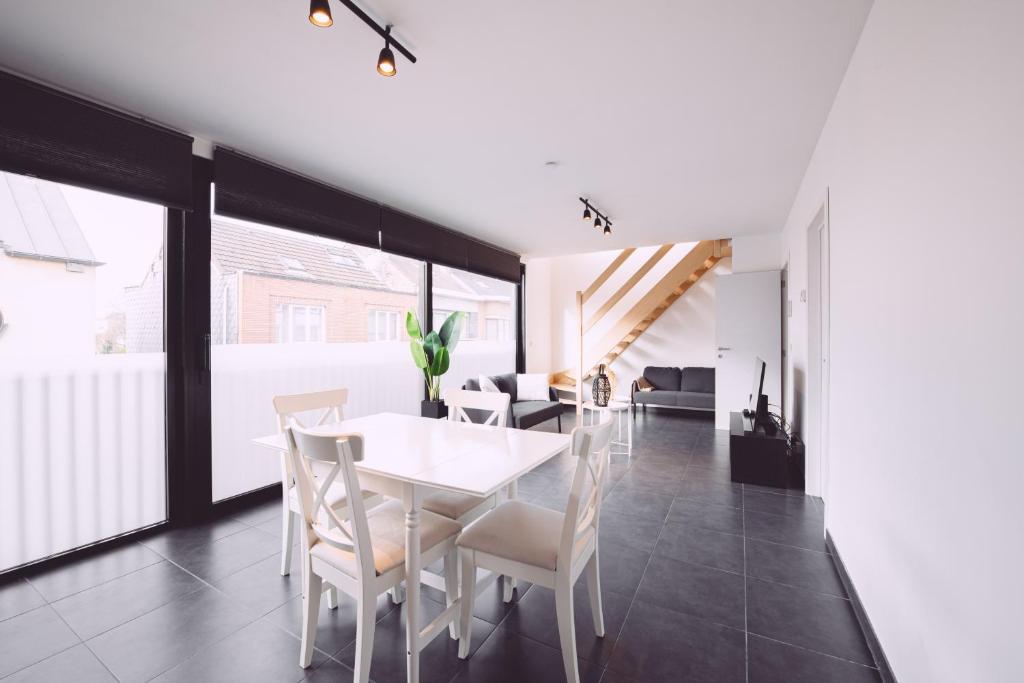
430;346;450;376
424;330;442;361
409;340;428;369
405;310;422;340
438;311;462;351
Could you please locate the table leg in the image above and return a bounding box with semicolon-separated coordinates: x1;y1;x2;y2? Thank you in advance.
627;406;633;456
403;484;422;683
502;480;518;603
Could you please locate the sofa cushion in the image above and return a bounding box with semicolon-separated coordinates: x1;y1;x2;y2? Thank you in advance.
675;390;715;410
633;390;679;406
512;400;562;429
643;366;682;391
491;373;518;402
681;367;715;394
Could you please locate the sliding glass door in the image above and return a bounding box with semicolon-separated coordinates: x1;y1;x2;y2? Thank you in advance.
0;171;167;571
208;213;426;501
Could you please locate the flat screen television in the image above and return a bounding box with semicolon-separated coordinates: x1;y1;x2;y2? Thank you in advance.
748;356;766;413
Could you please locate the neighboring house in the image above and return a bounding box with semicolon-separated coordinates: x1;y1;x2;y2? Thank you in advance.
0;172;102;359
124;218;514;350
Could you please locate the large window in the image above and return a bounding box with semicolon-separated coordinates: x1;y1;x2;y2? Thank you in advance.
210;214;425;501
432;266;517;395
0;171;167;571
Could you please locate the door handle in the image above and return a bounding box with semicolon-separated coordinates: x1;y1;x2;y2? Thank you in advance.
717;346;732;351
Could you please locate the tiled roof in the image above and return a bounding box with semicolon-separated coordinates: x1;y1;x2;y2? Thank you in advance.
0;172;101;265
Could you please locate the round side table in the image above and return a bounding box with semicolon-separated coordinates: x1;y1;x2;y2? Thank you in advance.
582;400;632;457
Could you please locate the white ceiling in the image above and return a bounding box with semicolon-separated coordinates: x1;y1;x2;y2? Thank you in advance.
0;0;871;257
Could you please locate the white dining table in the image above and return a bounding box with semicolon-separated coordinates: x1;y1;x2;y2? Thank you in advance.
252;411;571;683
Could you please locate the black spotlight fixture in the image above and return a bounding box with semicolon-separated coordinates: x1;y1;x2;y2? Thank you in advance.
579;197;612;236
377;26;397;76
309;0;333;27
306;1;417;76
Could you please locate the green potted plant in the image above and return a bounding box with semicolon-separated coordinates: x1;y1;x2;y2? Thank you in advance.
407;309;463;418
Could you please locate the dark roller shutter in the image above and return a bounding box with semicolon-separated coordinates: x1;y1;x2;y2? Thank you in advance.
213;148;380;249
379;206;468;271
0;71;193;208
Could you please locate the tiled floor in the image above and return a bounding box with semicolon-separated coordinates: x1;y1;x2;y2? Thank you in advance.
0;410;881;682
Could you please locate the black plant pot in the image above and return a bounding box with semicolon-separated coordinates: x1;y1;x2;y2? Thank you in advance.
421;399;448;419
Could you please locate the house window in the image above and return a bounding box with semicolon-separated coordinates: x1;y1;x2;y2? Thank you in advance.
433;309;478;339
367;309;399;341
276;303;325;342
486;317;511;341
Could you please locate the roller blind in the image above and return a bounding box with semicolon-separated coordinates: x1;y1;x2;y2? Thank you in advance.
0;71;193;209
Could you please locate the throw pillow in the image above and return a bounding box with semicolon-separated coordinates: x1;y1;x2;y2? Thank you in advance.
478;375;501;393
516;373;550;401
636;377;654;392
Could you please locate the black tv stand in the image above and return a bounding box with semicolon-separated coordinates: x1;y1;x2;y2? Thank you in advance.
729;412;803;489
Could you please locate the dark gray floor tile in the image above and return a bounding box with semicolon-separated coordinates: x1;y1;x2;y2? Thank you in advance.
654;523;745;573
612;469;683;496
501;583;632;665
454;573;532;625
744;509;827;552
748;634;881;682
667;497;745;535
599;669;640;683
747;578;873;666
0;605;81;678
591;542;651;599
746;539;846;597
139;517;250;562
210;552;302;616
302;656;356;682
231;500;283;527
3;643;115;683
52;560;205;639
744;483;808;498
0;578;45;622
26;542;164;602
606;599;745;682
744;490;823;519
167;526;281;583
676;479;744;508
450;626;603;683
635;554;745;629
602;489;675;523
153;618;324;683
684;464;735;484
87;586;257;682
598;510;665;555
265;590;396;657
336;597;496;683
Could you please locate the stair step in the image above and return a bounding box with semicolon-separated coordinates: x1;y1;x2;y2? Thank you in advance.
551;382;576;392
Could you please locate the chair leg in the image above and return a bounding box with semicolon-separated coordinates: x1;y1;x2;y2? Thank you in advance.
502;574;515;603
554;573;580;683
299;566;323;668
389;583;405;604
326;584;339;610
353;589;378;683
557;414;562;433
584;552;605;637
281;508;294;576
458;549;476;659
444;547;460;639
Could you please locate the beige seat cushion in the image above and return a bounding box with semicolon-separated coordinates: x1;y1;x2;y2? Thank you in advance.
310;500;461;576
423;491;489;520
457;500;593;571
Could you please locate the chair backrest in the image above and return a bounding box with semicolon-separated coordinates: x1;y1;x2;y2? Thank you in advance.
273;389;348;487
559;417;614;568
444;388;510;427
284;425;375;579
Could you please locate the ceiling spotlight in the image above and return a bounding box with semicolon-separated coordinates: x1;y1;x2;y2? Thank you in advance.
582;206;592;221
309;0;333;27
594;216;603;229
604;223;612;236
377;26;397;76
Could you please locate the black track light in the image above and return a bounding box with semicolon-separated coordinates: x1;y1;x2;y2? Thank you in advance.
582;206;592;221
594;216;602;229
309;0;333;27
604;223;612;236
377;26;397;77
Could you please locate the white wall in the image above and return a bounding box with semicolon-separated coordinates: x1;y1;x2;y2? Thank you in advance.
730;233;781;273
779;1;1023;681
525;243;731;394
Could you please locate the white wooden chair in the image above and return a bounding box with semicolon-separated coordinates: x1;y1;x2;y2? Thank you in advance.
456;417;614;683
421;389;512;527
286;425;462;683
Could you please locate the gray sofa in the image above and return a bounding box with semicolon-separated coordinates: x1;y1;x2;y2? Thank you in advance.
464;373;563;431
631;366;715;414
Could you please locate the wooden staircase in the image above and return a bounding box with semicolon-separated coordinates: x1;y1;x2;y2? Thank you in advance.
551;239;731;409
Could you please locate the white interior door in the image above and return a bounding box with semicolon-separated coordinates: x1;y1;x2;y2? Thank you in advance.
715;271;782;430
818;220;831;501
